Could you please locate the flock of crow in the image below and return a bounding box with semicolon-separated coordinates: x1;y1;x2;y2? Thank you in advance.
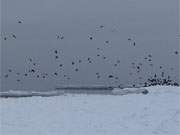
2;19;179;89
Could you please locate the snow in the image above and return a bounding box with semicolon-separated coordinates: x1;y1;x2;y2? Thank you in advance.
0;86;180;135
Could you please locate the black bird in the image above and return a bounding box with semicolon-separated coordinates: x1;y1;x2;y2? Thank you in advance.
17;79;21;82
114;64;118;67
105;40;109;44
103;56;106;59
175;51;178;55
148;54;152;58
4;74;8;78
24;73;28;77
56;35;60;39
137;66;140;70
60;36;64;40
75;68;79;72
108;75;114;78
72;62;75;65
117;60;120;63
54;72;58;76
4;37;7;40
133;42;136;46
55;56;59;59
11;34;17;39
28;58;33;62
59;64;63;67
18;20;22;24
128;38;131;41
8;69;12;72
99;25;104;29
96;72;99;75
54;50;58;54
33;63;36;66
89;37;93;40
97;54;100;57
30;69;35;73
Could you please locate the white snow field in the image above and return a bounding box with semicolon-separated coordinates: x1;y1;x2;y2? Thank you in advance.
0;86;180;135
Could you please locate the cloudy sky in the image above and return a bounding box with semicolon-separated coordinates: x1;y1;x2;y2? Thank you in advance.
1;0;179;91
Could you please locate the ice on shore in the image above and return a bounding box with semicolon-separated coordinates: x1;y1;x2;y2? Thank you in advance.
0;86;180;135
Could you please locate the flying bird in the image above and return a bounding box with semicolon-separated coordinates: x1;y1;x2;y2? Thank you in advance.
8;69;12;72
54;72;58;76
75;68;79;72
175;51;178;55
4;74;8;78
89;37;93;40
108;75;114;78
99;25;104;29
133;42;136;46
11;34;17;39
54;50;58;54
18;20;22;24
105;40;109;44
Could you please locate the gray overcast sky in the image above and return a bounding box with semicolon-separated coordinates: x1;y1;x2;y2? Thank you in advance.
1;0;179;91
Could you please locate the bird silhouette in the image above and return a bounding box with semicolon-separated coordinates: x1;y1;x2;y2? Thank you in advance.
72;62;75;65
114;64;118;67
56;35;60;39
54;72;58;76
16;79;21;82
117;60;120;63
133;42;136;46
175;51;178;55
18;20;22;24
78;60;82;63
54;50;58;54
105;40;109;44
11;34;17;39
75;68;79;72
28;58;33;62
55;56;59;59
99;25;104;29
103;56;106;59
4;74;8;78
108;75;114;78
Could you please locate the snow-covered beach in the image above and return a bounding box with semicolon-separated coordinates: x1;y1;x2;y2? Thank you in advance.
0;86;180;135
